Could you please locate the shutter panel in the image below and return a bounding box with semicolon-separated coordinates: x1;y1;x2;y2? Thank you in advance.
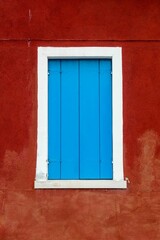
100;60;113;179
61;60;79;179
80;60;99;179
48;60;61;179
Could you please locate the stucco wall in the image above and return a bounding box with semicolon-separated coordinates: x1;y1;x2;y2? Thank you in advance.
0;1;160;239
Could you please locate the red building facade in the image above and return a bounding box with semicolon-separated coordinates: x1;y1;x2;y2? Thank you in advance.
0;0;160;239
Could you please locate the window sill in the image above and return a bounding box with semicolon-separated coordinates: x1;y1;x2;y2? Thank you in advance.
34;180;127;189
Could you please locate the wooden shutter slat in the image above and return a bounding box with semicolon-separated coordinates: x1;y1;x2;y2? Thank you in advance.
100;59;113;179
48;60;61;179
61;60;79;179
80;60;100;179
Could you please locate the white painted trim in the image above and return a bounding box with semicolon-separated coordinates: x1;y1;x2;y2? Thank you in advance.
36;47;125;188
36;48;48;181
112;48;123;180
35;180;127;189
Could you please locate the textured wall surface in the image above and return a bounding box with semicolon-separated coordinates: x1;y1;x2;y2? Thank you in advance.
1;0;160;239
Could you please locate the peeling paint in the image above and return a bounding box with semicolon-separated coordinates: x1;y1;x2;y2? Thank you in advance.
28;9;32;23
27;39;31;47
36;172;47;181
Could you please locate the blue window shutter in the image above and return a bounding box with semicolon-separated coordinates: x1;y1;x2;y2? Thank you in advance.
48;60;61;179
61;60;79;179
80;60;99;179
48;59;113;180
100;60;113;179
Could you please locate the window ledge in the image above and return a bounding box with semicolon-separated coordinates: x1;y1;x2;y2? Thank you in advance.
34;180;127;189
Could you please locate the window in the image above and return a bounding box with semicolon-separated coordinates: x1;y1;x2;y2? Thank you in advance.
35;47;127;189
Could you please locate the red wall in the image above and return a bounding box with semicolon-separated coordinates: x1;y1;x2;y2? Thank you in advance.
1;1;160;239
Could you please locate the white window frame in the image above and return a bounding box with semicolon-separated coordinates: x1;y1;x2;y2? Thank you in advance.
35;47;127;189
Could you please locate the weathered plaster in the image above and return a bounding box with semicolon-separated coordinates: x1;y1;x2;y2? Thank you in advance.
1;0;160;239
